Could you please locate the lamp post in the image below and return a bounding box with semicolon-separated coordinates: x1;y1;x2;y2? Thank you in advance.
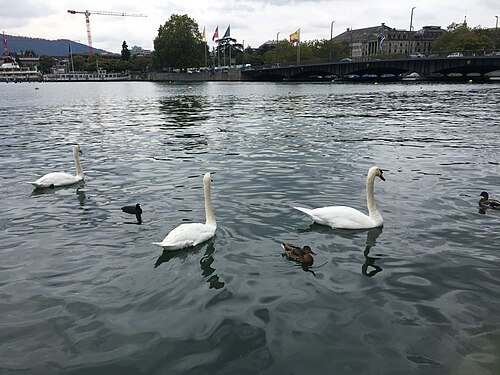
496;15;498;31
276;32;280;63
330;20;335;61
242;40;245;64
410;7;416;31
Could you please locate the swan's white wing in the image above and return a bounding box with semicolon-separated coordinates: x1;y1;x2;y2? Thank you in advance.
302;206;376;229
29;172;82;188
153;222;216;250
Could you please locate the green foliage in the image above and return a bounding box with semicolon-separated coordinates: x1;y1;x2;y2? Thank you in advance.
432;23;494;52
263;40;350;64
243;46;264;66
121;41;130;61
72;55;85;71
70;53;149;72
152;14;204;69
39;56;55;74
129;55;150;72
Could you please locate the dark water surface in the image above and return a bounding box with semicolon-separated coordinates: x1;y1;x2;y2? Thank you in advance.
0;81;499;374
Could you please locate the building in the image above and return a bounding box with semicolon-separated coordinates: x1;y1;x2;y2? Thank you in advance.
130;46;152;57
333;23;444;57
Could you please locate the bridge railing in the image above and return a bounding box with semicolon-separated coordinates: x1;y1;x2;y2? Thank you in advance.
249;49;500;71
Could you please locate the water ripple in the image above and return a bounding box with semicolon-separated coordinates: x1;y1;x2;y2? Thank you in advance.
0;82;499;374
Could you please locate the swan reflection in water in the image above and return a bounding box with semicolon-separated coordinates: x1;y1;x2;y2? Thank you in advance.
76;186;86;208
154;241;224;289
299;224;384;277
362;227;383;277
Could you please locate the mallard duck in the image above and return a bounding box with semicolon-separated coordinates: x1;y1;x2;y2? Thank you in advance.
281;243;316;266
294;166;385;229
122;203;143;223
479;192;500;209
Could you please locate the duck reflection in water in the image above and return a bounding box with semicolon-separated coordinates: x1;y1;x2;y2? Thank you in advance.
154;241;224;289
362;228;384;277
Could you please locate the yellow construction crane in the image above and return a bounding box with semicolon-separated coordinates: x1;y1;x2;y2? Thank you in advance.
67;10;147;54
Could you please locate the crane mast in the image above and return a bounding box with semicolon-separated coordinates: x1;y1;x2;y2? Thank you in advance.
2;31;8;58
67;10;147;55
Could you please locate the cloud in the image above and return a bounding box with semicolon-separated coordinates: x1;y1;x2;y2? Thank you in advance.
0;0;497;53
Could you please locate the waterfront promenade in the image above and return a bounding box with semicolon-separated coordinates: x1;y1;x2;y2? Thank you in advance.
148;55;500;82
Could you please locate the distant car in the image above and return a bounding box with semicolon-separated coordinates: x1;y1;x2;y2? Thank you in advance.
340;58;353;62
447;52;464;58
409;53;425;58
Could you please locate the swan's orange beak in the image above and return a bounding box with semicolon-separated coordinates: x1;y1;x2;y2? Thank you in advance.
379;171;385;181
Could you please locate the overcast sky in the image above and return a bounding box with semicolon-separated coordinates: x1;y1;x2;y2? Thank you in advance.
1;0;498;53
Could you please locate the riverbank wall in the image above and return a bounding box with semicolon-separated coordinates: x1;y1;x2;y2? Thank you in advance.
147;68;242;82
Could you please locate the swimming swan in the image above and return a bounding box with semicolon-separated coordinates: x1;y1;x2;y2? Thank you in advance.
153;172;216;250
294;166;385;229
29;144;84;188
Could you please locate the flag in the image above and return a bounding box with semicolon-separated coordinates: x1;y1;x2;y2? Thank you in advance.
223;25;230;38
202;26;206;42
212;25;219;41
290;28;300;43
379;36;386;46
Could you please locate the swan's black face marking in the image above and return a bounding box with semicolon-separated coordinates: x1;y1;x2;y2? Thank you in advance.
378;169;385;181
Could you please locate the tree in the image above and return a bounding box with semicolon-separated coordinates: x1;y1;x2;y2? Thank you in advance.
215;37;243;65
432;23;494;53
152;14;204;69
262;39;350;64
121;41;130;60
72;55;85;71
129;55;150;72
243;46;264;66
39;56;55;74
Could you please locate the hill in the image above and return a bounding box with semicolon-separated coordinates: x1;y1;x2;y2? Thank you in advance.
3;34;110;56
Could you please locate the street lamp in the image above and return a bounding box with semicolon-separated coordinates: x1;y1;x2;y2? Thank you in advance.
410;7;416;31
496;15;498;31
276;32;280;64
242;40;245;64
330;20;335;61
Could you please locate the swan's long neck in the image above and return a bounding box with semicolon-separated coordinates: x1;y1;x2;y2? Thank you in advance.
74;148;83;177
204;179;216;227
366;172;379;218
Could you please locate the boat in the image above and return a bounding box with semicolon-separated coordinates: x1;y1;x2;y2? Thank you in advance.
43;68;130;82
0;58;42;83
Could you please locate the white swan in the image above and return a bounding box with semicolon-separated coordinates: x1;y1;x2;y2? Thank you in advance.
29;144;84;188
294;166;385;229
153;172;216;251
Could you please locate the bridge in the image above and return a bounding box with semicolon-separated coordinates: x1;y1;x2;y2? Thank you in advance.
242;55;500;81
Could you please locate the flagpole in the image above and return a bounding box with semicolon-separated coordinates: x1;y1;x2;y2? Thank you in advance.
69;42;75;73
203;26;207;67
297;30;300;65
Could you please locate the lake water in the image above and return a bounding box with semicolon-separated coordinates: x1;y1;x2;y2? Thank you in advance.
0;81;499;374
